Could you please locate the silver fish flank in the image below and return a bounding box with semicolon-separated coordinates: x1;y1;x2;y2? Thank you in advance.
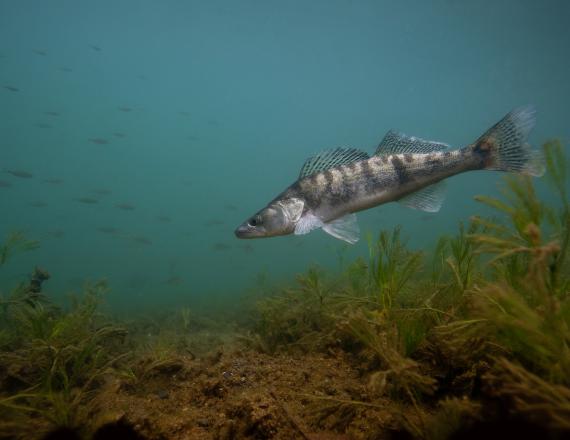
235;106;543;244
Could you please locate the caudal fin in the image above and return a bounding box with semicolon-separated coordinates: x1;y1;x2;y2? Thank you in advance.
472;105;544;176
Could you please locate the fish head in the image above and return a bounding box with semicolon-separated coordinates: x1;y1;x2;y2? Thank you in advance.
235;198;304;239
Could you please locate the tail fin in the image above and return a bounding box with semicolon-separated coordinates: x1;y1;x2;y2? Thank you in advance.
472;105;544;176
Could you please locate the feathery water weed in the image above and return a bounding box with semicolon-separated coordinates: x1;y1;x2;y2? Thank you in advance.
0;232;39;268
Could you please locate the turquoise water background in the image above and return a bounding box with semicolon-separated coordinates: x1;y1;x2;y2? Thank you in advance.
1;1;569;312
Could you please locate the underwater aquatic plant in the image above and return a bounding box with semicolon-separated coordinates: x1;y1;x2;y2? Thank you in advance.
248;266;339;354
0;280;127;436
345;309;436;401
466;141;570;382
542;139;570;294
366;226;423;309
0;231;39;267
180;307;192;330
484;357;570;432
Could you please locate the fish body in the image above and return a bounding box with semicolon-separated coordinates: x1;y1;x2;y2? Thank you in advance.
235;106;543;244
5;169;33;178
116;203;135;210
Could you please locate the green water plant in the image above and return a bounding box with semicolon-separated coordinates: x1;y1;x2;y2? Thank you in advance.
248;266;340;354
366;226;423;309
346;309;436;401
466;141;570;382
0;231;39;268
0;280;127;436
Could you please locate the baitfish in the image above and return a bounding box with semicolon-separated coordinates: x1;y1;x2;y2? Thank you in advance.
235;106;543;244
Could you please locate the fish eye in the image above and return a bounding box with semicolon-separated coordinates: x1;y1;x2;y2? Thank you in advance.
248;215;262;227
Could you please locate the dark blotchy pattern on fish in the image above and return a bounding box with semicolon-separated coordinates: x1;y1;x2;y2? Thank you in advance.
285;148;468;218
391;155;410;185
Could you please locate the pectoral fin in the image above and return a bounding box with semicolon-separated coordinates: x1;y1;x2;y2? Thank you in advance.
294;212;323;235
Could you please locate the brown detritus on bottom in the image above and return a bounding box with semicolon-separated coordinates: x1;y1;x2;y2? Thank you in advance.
88;349;386;440
269;389;311;440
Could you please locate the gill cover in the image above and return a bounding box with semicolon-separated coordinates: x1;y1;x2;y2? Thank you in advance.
235;198;305;239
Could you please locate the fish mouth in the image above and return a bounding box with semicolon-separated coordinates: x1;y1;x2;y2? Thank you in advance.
234;224;254;239
235;223;265;239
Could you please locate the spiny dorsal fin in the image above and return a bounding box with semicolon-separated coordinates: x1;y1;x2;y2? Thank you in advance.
375;130;450;155
299;147;369;178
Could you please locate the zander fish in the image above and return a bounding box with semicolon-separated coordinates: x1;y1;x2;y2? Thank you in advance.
235;106;543;244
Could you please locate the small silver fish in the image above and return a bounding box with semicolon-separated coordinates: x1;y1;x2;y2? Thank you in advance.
235;106;543;244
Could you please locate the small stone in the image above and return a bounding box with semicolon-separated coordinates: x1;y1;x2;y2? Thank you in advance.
196;418;210;427
156;389;168;399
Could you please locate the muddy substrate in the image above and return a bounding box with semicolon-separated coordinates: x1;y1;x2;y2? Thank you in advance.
88;349;402;440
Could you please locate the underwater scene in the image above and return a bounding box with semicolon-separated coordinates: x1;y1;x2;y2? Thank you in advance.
1;1;570;439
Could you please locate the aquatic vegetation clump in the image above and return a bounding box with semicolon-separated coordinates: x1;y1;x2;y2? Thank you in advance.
0;280;127;436
247;266;341;354
345;309;436;401
366;226;423;308
484;357;570;431
467;141;570;384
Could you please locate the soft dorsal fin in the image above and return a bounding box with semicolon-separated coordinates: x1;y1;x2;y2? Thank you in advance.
299;147;369;178
375;130;450;155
